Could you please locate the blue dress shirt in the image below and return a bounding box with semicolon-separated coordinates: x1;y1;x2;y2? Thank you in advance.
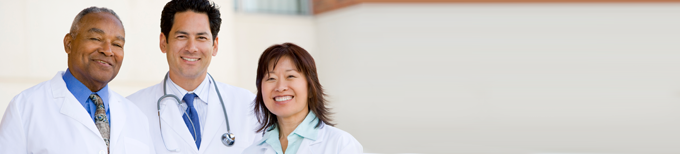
62;68;111;125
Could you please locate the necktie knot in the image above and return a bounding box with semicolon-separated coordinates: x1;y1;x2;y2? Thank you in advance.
183;93;198;107
89;94;103;105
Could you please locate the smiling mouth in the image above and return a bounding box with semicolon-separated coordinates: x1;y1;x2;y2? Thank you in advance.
94;60;112;66
182;57;200;62
274;96;293;102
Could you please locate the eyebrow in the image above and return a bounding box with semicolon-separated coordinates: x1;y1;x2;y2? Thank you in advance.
175;30;189;35
269;69;298;74
117;36;125;42
88;28;105;34
175;30;210;36
88;28;125;42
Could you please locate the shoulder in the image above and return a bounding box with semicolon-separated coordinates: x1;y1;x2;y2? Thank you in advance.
111;91;147;117
320;125;357;141
10;79;53;108
318;124;363;152
126;83;162;102
214;82;255;99
125;83;163;108
124;83;163;113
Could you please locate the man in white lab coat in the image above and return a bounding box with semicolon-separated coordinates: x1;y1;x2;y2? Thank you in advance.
0;7;155;154
126;0;260;153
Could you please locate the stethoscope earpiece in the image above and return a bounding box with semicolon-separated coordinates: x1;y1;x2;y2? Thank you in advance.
222;133;235;146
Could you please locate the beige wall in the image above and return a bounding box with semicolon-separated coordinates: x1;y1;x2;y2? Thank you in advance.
3;1;680;154
314;3;680;154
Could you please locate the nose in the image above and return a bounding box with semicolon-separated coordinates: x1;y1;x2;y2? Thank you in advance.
100;43;114;57
184;38;199;53
275;80;288;92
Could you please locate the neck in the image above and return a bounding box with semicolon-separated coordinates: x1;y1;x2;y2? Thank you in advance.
277;109;309;139
69;69;106;92
168;71;207;91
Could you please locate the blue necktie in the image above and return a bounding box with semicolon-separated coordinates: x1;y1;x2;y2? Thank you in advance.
182;93;202;149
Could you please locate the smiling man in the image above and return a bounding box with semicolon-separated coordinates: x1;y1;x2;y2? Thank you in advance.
0;7;155;153
126;0;260;153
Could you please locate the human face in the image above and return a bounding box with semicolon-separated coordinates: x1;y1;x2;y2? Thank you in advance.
160;11;218;80
262;56;309;119
64;12;125;91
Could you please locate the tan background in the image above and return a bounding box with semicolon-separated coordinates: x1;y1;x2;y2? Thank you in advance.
2;0;680;153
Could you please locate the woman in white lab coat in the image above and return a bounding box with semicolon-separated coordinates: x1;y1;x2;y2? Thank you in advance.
243;43;363;154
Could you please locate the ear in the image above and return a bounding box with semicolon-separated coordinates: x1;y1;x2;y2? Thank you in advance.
211;36;219;56
159;33;168;53
63;33;73;54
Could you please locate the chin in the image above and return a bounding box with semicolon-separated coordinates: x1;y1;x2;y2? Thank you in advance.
91;72;115;83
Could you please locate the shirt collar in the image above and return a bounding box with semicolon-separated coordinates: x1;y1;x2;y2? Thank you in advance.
261;126;282;153
166;74;210;103
62;68;110;107
259;111;320;146
292;111;320;140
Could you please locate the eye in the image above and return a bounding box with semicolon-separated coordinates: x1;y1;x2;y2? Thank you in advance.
198;36;208;40
113;43;123;48
89;38;101;41
177;35;186;39
265;77;276;81
287;75;296;78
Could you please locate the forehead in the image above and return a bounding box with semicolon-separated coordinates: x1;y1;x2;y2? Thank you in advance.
171;11;211;34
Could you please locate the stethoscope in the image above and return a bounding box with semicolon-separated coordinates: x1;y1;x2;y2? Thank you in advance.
157;72;235;148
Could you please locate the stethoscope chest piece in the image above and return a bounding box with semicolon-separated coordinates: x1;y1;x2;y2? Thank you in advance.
222;133;235;146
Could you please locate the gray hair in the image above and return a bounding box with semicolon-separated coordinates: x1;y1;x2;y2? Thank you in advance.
69;6;123;38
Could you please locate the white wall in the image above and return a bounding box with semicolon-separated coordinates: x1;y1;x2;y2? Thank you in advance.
315;3;680;154
3;1;680;154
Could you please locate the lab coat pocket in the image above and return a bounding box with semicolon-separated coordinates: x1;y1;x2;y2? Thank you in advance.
124;137;150;154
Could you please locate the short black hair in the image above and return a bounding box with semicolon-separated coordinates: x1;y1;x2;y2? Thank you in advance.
160;0;221;42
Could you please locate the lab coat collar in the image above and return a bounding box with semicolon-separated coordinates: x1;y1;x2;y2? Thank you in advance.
158;74;224;152
197;81;226;153
108;90;127;149
62;68;111;123
157;91;199;151
51;71;110;145
166;74;211;104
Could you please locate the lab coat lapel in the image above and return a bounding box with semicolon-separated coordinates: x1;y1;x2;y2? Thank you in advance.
259;144;277;154
108;94;126;148
53;73;102;140
297;138;323;154
159;97;199;151
199;83;225;152
297;126;325;154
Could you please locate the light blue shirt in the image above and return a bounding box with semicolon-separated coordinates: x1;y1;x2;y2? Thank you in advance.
62;68;111;125
260;112;320;154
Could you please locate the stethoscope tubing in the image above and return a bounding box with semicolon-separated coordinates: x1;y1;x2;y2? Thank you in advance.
156;72;233;147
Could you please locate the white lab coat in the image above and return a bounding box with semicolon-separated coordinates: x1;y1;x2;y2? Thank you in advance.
126;77;261;154
243;123;364;154
0;71;155;154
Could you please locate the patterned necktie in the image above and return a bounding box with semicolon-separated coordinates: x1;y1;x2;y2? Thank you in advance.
90;94;110;153
182;93;202;149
